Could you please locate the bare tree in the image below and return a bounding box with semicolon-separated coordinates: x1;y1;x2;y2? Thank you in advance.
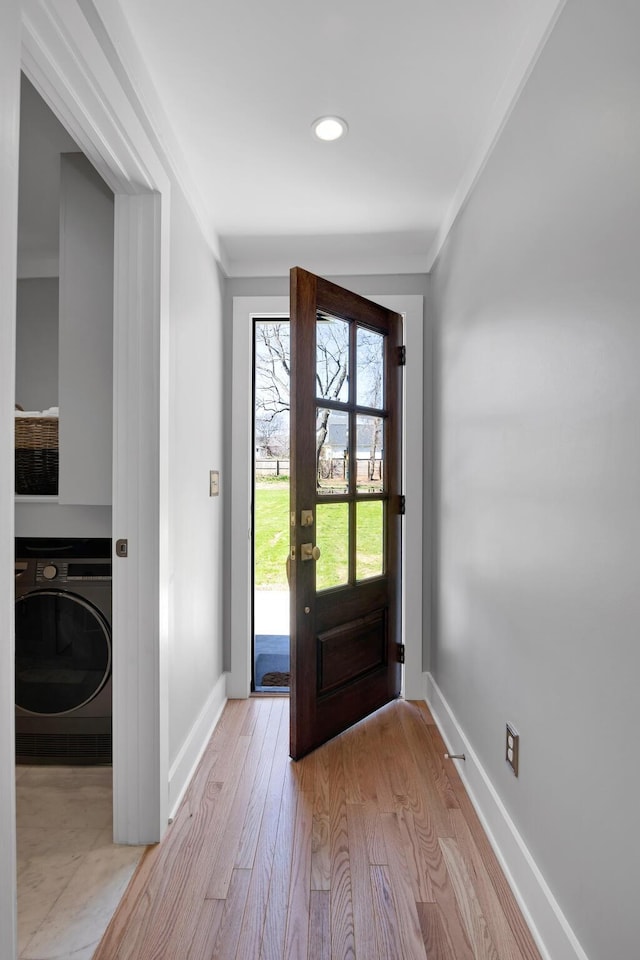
254;317;383;480
255;322;290;421
314;318;349;475
255;415;288;459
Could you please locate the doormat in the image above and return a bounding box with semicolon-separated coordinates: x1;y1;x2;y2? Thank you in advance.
261;671;291;687
255;652;290;689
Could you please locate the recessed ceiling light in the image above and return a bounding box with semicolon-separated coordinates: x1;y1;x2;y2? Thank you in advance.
312;116;348;142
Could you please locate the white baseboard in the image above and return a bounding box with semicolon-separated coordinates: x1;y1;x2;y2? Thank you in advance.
424;673;590;960
168;672;227;818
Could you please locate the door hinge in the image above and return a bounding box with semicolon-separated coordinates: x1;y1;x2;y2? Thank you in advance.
398;345;406;366
399;495;406;515
397;643;405;664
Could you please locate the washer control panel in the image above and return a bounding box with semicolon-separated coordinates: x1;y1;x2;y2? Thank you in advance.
35;561;112;583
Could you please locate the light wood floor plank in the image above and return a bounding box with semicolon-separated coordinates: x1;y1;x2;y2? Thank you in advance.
370;705;407;813
396;701;457;836
450;808;528;960
440;837;500;960
206;700;274;898
363;804;388;866
258;706;299;960
210;868;252;960
186;898;225;960
101;778;224;959
234;702;288;959
346;803;380;960
381;810;428;960
282;788;313;960
416;707;465;811
201;698;255;789
235;697;284;869
427;836;477;960
396;806;435;903
308;890;331;960
329;739;356;960
311;742;331;891
355;721;388;868
440;746;545;960
370;865;404;960
342;720;367;805
416;902;458;960
94;699;544;960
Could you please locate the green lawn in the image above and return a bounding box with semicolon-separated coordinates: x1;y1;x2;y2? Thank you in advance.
254;485;384;589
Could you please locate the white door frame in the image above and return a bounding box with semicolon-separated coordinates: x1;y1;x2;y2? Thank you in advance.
21;1;171;844
230;294;424;701
0;2;21;953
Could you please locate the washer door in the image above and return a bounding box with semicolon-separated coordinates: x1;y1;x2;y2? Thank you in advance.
15;590;111;715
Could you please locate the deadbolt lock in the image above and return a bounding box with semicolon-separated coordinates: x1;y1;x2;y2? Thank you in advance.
301;509;314;527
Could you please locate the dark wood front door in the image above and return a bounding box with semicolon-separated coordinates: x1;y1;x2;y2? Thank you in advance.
289;268;403;760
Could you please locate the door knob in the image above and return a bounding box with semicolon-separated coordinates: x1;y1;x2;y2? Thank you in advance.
301;543;321;562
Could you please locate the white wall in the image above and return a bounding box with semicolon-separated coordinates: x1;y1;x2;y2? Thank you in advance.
58;152;113;507
167;183;225;777
15;278;58;410
430;2;640;958
14;503;111;538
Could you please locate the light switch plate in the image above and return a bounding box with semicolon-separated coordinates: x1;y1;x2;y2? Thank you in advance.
209;470;220;497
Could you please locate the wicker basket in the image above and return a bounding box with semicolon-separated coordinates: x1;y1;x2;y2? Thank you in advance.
15;416;59;495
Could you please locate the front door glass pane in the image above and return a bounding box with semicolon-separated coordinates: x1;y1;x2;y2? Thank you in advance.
356;500;384;581
316;502;349;590
316;407;349;495
356;414;384;493
356;327;384;409
316;313;349;404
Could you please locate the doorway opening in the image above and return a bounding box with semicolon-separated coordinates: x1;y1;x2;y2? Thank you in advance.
231;293;423;705
252;318;291;692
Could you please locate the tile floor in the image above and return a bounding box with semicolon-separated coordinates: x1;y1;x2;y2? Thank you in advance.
16;764;146;960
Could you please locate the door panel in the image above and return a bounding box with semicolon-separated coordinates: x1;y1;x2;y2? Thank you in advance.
289;267;403;759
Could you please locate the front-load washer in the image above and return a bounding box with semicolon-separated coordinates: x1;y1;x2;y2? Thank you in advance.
15;537;112;764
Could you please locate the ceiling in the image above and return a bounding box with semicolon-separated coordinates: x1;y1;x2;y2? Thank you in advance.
18;1;565;279
114;0;564;276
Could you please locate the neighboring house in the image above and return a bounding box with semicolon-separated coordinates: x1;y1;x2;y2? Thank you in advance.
1;3;639;960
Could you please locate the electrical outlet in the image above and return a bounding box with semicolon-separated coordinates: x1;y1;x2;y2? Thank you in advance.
506;723;519;777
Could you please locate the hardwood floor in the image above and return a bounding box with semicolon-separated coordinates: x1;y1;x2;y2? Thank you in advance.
94;698;543;960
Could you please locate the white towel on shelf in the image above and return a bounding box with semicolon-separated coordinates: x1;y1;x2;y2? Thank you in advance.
14;407;59;417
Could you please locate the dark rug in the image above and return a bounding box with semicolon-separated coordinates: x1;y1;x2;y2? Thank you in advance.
255;652;290;689
261;671;291;687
